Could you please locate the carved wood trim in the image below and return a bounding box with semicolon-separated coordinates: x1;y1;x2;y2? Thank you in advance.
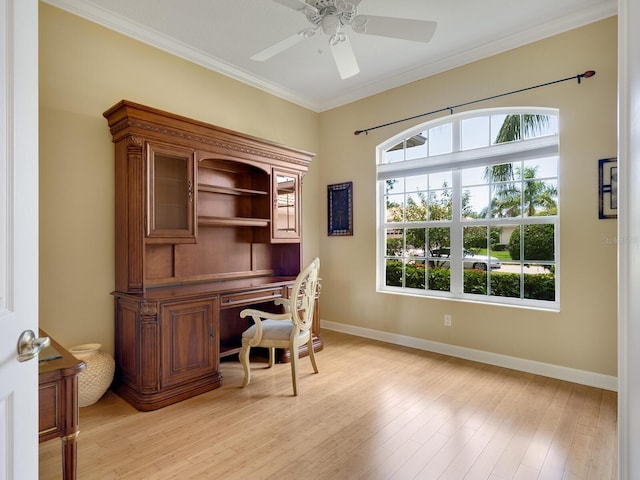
127;135;145;291
139;301;157;316
104;100;314;169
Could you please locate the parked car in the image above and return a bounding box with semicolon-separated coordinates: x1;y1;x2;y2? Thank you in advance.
428;247;501;270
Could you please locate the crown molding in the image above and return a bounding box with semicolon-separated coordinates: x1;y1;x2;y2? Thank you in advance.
42;0;617;112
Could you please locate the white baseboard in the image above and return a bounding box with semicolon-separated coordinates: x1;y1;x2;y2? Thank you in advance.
320;320;618;392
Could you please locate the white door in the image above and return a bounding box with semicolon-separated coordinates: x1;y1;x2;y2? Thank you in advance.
0;0;40;479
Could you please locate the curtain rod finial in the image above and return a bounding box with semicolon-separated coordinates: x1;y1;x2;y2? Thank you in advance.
578;70;596;83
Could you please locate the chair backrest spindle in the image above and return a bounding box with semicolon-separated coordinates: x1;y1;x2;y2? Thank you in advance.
290;258;320;332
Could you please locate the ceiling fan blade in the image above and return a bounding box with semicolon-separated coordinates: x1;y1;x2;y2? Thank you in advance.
250;32;306;61
272;0;309;11
330;36;360;79
352;15;437;43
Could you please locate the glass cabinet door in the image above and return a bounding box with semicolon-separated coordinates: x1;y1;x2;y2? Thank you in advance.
272;169;300;241
147;143;196;242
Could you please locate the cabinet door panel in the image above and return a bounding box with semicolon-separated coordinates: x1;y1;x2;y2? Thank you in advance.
147;143;197;242
272;169;300;241
160;299;218;388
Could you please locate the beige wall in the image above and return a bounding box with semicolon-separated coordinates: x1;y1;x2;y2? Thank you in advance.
38;4;320;353
318;17;618;376
39;3;618;377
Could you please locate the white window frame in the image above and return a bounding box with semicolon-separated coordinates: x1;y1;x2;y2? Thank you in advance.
376;107;560;311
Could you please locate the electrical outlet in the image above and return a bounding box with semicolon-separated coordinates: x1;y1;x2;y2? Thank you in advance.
444;314;452;327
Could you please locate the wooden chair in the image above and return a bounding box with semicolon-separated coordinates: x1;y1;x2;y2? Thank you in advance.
239;258;320;395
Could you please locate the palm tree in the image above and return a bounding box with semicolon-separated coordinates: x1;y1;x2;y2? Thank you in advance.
490;166;557;217
494;114;551;144
521;166;558;216
483;114;552;183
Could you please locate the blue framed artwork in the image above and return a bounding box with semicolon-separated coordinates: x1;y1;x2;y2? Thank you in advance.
598;157;617;219
328;181;353;236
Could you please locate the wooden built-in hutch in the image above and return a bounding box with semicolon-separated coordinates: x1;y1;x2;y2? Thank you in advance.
104;100;320;411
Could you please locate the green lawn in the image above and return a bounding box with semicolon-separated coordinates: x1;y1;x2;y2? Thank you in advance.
476;248;512;261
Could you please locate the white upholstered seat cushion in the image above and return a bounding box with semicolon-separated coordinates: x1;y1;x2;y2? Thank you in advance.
242;319;294;341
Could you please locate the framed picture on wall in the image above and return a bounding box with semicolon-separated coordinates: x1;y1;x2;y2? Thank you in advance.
328;181;353;236
598;157;617;219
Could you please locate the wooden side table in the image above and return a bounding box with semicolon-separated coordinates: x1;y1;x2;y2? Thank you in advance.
38;330;86;480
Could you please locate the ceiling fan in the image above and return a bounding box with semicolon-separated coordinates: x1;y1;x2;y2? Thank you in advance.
251;0;437;80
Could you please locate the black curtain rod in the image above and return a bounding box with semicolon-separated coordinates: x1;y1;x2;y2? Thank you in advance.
354;70;596;136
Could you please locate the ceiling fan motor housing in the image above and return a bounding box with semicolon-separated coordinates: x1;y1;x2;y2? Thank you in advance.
304;0;358;28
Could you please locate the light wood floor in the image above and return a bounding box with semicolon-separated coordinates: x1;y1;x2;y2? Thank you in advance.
39;330;617;480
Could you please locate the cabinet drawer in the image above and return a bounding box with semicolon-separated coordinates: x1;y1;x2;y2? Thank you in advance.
220;287;285;308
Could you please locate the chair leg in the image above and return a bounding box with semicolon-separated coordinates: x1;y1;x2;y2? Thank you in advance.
290;348;299;396
239;344;251;387
268;347;275;368
307;337;318;374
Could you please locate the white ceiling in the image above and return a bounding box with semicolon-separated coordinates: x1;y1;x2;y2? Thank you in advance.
43;0;617;112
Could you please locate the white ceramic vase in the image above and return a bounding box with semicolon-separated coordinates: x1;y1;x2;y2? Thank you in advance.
69;343;115;407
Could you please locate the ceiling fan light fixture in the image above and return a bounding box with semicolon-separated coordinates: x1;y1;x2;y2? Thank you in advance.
303;5;322;24
320;13;341;36
336;0;357;21
351;15;367;34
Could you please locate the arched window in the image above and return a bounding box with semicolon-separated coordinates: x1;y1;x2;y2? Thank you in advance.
377;108;559;310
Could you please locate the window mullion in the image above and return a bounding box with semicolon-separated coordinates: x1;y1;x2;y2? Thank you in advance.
450;117;463;294
450;170;463;294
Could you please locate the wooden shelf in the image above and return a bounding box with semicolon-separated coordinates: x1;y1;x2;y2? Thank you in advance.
198;184;268;196
198;216;270;227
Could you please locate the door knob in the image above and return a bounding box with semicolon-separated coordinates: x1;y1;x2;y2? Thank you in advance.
17;329;50;362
